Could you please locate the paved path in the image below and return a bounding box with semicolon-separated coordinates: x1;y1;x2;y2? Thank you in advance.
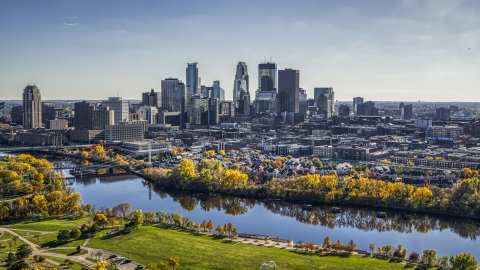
1;228;139;270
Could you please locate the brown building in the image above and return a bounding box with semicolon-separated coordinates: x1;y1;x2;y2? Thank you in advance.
74;101;95;130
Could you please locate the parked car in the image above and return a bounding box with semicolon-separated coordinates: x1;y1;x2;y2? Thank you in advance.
116;256;125;261
109;254;117;259
123;259;132;264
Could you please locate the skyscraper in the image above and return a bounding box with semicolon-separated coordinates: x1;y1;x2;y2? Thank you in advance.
352;97;364;116
404;104;413;120
142;89;161;108
161;78;180;111
278;69;300;113
22;85;42;129
255;62;278;114
186;62;199;96
299;88;308;117
212;80;225;101
172;82;188;113
74;101;95;130
314;88;334;104
233;79;249;116
235;62;249;92
315;87;334;118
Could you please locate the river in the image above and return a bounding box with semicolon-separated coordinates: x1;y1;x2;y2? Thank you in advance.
69;174;480;259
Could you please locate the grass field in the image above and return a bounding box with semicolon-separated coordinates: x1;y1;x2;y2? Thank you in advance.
46;256;88;270
87;225;410;270
9;217;92;232
48;248;88;256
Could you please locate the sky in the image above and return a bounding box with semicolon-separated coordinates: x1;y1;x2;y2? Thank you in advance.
0;0;479;102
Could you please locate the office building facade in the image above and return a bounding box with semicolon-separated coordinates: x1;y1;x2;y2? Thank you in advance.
235;62;249;92
278;69;299;113
142;89;161;108
93;106;115;130
314;88;334;105
74;101;95;130
102;97;130;124
186;62;199;96
161;78;180;111
352;97;364;115
22;85;42;129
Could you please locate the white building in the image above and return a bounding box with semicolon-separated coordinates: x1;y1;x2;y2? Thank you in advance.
119;140;172;157
105;124;144;143
138;106;158;124
313;145;333;158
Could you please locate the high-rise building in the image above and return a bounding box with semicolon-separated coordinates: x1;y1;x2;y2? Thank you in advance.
314;88;334;104
22;85;42;129
200;85;212;98
315;88;334;118
93;106;115;130
138;106;158;124
212;80;225;101
186;62;199;96
258;62;277;92
299;88;308;117
399;102;405;117
233;79;250;116
171;82;188;113
338;104;350;117
403;104;413;120
102;97;130;124
187;96;219;126
74;101;95;130
142;89;161;108
42;102;62;124
278;69;300;113
317;94;333;118
11;105;23;125
161;78;180;111
352;97;364;116
235;62;249;92
0;103;12;118
357;101;378;116
255;62;277;114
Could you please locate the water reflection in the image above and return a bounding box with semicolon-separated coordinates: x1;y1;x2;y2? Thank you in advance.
151;186;480;240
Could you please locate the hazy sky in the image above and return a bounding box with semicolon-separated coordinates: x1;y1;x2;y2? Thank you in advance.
0;0;479;101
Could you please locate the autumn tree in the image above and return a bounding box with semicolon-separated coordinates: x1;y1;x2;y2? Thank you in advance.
157;262;169;270
144;212;156;224
206;219;214;232
169;257;180;270
449;253;478;270
94;260;108;270
421;249;438;267
93;213;108;228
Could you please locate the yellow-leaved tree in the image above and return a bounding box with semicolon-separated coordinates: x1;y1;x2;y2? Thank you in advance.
221;169;248;189
94;260;108;270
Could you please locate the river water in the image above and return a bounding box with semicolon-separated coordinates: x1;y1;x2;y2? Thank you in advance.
69;174;480;258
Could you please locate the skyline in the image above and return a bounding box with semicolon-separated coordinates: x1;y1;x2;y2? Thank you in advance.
0;0;479;101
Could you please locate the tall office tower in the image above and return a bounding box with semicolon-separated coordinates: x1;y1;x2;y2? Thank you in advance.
161;78;180;111
314;87;334;104
352;97;364;115
93;106;115;130
278;69;300;113
299;88;308;117
102;97;130;124
399;102;405;117
74;101;95;130
235;62;249;92
233;79;250;116
314;87;334;118
142;89;161;108
255;62;278;114
317;94;333;118
200;85;212;98
138;106;158;124
212;80;225;101
22;85;42;129
172;82;188;113
338;104;350;117
186;62;199;96
187;96;219;126
403;104;413;120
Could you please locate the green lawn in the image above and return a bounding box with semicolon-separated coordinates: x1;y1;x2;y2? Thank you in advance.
48;248;88;256
87;225;410;270
9;217;92;232
46;255;90;270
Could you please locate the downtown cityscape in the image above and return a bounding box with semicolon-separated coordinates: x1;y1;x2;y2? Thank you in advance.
1;1;480;270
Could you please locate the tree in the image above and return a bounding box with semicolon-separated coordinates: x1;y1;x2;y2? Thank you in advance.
131;209;145;227
8;260;29;270
422;249;438;267
144;212;156;224
203;150;216;157
369;243;376;255
438;256;449;269
6;252;16;265
94;260;108;270
206;219;214;233
93;213;108;228
346;240;357;253
275;236;280;245
450;253;478;270
323;237;331;248
70;228;81;239
219;150;226;156
15;244;32;259
286;238;292;246
215;225;224;235
169;257;180;270
146;264;155;270
109;217;117;228
57;230;71;243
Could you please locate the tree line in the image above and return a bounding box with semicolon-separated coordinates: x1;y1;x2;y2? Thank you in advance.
143;158;480;217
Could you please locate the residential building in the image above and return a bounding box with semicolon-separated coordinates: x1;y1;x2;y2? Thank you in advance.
278;69;300;113
403;104;413;120
22;85;42;129
436;107;450;120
